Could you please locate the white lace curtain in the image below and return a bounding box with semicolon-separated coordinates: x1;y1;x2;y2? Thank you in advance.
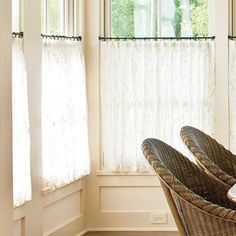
100;40;215;172
42;39;90;190
12;37;31;207
229;40;236;153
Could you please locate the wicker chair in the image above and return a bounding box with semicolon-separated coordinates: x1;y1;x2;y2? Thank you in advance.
180;126;236;187
142;138;236;236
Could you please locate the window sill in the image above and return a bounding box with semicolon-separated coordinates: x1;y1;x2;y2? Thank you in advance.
41;175;88;195
96;171;157;176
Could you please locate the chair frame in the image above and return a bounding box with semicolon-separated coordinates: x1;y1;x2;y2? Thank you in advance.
142;138;236;236
160;180;187;236
180;126;236;187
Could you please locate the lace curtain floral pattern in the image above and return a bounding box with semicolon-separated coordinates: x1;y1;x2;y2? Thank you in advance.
12;37;31;207
42;39;90;190
100;40;215;172
229;40;236;153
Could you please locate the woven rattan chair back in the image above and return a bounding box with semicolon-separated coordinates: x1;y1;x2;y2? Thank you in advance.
142;138;236;236
181;126;236;187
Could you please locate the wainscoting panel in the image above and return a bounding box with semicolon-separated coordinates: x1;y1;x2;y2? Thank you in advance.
48;216;86;236
94;212;176;229
87;174;177;231
14;218;24;236
43;190;82;235
100;186;169;213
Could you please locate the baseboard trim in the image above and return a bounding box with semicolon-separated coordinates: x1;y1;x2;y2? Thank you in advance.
75;228;178;236
86;228;178;232
75;229;89;236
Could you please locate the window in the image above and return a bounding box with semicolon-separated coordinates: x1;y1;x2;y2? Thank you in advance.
41;0;79;35
108;0;209;37
12;0;32;207
41;0;90;190
110;0;158;37
12;0;21;32
231;0;236;35
101;0;214;172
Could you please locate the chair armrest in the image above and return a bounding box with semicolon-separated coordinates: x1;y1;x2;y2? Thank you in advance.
227;184;236;203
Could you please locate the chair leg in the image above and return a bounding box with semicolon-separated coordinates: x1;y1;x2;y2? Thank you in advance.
160;180;187;236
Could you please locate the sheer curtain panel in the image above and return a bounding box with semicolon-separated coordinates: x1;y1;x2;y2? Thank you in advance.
42;39;90;190
101;40;215;172
12;37;31;207
229;40;236;153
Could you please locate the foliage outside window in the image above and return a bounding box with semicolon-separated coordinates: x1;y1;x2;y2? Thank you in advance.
110;0;209;37
190;0;209;36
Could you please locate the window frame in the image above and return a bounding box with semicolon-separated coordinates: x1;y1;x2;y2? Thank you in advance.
231;0;236;35
42;0;80;36
100;0;215;173
103;0;213;38
103;0;160;37
12;0;24;32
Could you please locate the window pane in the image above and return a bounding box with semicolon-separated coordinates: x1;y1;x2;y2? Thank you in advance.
110;0;209;37
111;0;134;37
12;0;20;32
161;0;209;37
48;0;64;35
110;0;158;37
41;0;45;34
189;0;209;37
134;0;158;37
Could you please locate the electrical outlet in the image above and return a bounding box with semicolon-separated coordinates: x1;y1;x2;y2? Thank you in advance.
150;213;167;224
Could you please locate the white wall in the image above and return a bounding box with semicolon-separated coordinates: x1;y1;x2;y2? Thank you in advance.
12;0;88;236
0;0;232;235
215;0;229;146
85;0;176;232
13;180;87;236
0;0;14;234
85;0;230;233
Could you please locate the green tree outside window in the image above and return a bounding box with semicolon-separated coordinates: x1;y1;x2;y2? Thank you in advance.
110;0;208;37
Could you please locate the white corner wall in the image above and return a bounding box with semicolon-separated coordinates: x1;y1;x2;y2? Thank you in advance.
0;0;231;235
84;0;177;232
0;0;14;234
13;180;87;236
12;0;88;236
85;0;230;233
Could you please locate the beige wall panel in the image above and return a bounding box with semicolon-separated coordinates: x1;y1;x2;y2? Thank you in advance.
98;175;159;186
23;0;43;235
215;0;229;146
14;219;24;236
48;216;87;236
43;191;82;234
0;0;13;235
43;179;86;207
92;212;176;229
100;187;169;213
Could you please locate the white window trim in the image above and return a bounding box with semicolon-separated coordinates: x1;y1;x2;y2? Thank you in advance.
99;0;216;174
231;0;236;35
13;0;24;32
42;0;80;36
103;0;213;38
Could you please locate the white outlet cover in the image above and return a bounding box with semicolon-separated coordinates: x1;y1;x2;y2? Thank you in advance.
150;212;167;224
